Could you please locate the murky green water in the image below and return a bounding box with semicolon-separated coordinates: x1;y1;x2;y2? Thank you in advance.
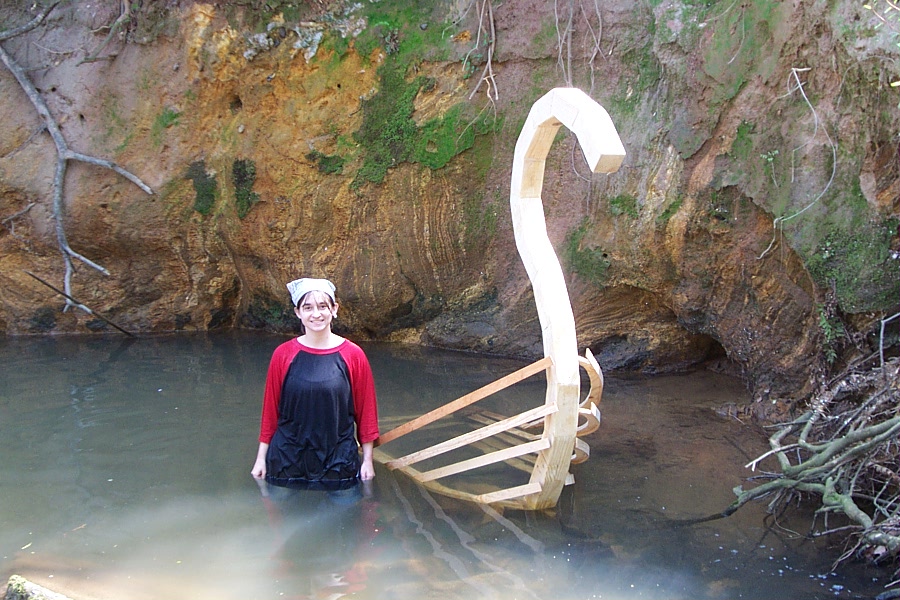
0;332;889;599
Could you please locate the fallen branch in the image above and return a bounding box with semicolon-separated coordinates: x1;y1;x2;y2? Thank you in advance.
723;357;900;584
25;271;134;336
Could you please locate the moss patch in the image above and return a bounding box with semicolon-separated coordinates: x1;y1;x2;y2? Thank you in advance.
241;293;299;331
656;196;684;227
414;103;495;170
186;161;218;215
609;194;639;219
151;107;180;147
232;158;259;218
351;59;496;189
565;217;611;285
702;0;784;110
28;306;56;333
351;60;423;188
351;0;454;65
730;120;754;162
805;218;898;313
307;150;345;174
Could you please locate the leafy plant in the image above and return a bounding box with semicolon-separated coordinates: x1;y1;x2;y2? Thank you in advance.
609;194;639;219
817;304;845;364
151;107;180;147
760;149;779;187
307;150;345;175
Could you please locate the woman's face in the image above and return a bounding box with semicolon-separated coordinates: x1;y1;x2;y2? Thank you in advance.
294;290;337;333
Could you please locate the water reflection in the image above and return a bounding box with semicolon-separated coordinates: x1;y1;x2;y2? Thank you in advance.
0;332;888;599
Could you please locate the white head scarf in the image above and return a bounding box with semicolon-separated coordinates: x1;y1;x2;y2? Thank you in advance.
286;278;336;307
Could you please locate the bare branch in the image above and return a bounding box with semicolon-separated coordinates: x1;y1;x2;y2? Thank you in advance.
78;0;131;65
0;2;60;42
0;7;154;316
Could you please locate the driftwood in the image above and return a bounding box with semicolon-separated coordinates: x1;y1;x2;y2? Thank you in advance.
0;4;153;315
375;88;626;509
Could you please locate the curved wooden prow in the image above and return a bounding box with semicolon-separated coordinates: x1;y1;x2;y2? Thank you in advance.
375;88;625;509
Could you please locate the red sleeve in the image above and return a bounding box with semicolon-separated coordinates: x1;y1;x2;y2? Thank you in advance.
258;340;300;444
340;341;380;444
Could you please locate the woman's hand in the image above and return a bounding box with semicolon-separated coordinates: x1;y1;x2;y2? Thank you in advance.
359;441;375;480
359;459;375;480
251;442;269;479
251;458;266;479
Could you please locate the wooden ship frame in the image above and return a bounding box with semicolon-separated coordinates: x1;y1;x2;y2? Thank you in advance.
374;88;626;510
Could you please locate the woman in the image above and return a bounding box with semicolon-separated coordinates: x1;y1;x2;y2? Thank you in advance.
251;277;379;489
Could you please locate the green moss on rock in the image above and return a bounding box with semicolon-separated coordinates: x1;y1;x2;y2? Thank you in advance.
28;306;56;333
241;294;299;331
351;59;496;189
805;218;898;313
609;194;640;219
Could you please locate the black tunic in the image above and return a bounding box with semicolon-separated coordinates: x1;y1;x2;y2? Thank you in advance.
265;349;361;490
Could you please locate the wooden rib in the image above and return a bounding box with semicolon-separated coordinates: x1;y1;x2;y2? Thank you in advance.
571;437;591;464
475;482;543;504
377;356;552;445
386;403;558;470
578;348;604;410
576;402;601;436
416;438;551;483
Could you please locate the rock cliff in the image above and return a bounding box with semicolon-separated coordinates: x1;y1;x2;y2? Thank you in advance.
0;0;897;402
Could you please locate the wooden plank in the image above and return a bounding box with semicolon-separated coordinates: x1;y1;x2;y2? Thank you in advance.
377;356;552;445
472;440;535;473
475;482;543;505
467;411;541;441
415;438;551;483
386;402;558;470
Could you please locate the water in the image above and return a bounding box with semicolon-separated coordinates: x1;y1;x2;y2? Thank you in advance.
0;331;889;600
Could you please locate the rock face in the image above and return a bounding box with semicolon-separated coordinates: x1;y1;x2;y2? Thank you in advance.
0;1;896;400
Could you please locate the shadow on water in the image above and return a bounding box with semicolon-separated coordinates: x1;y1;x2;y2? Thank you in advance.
0;332;890;600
